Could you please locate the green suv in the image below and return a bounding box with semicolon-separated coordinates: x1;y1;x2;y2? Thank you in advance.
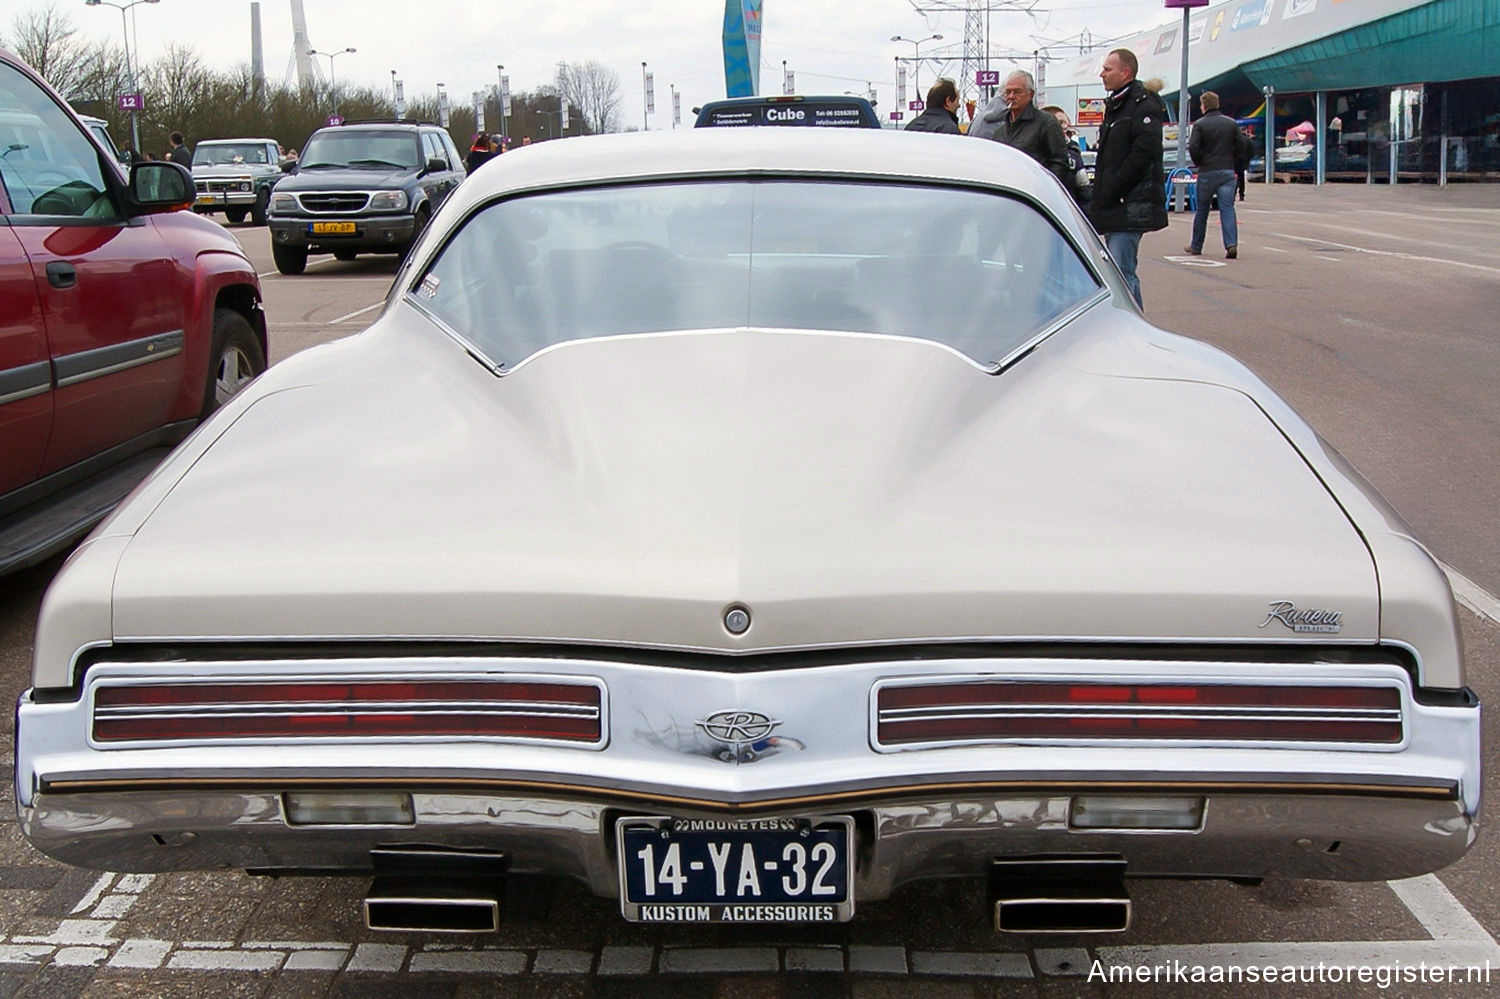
266;121;466;274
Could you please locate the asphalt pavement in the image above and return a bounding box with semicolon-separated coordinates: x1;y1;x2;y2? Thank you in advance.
1;180;1497;997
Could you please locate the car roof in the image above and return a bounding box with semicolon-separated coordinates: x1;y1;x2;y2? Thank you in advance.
199;137;278;145
438;127;1079;227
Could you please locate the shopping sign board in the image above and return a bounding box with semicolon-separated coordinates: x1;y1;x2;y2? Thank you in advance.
1076;97;1105;126
976;69;1000;87
117;93;144;111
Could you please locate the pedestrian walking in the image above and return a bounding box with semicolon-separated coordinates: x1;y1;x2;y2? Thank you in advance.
465;134;493;172
1184;91;1251;259
167;131;192;168
903;78;962;134
969;71;1072;188
1088;49;1167;308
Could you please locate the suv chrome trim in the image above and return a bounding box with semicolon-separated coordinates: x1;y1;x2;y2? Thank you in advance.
53;330;184;387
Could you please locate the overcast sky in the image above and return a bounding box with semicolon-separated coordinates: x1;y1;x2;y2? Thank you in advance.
53;0;1175;123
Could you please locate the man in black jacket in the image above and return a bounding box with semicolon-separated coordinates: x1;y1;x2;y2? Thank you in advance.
1185;91;1252;259
969;71;1071;188
904;78;961;134
1088;49;1167;307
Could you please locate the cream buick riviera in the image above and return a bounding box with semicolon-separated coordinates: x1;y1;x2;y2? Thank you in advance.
15;129;1481;935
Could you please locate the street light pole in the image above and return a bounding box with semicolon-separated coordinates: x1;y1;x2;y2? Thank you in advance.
641;61;648;131
891;33;942;100
84;0;159;155
307;46;356;118
535;107;562;140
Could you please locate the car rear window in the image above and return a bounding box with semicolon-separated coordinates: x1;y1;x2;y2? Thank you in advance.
411;179;1102;372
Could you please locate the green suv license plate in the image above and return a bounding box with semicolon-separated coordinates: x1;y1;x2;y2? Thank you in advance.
309;221;357;235
616;816;854;923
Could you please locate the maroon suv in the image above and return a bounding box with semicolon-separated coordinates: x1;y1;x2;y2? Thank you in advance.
0;49;267;575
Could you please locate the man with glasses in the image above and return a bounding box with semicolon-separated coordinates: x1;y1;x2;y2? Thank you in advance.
968;70;1071;189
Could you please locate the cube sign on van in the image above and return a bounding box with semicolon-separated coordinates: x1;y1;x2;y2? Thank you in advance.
116;93;144;110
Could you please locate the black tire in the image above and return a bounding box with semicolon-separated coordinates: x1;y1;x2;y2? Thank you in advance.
225;207;248;224
333;249;358;261
201;308;267;418
272;241;307;275
401;207;430;261
250;187;270;226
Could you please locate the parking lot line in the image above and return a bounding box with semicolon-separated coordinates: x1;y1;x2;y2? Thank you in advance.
1390;875;1497;943
1442;561;1500;627
1270;233;1500;276
327;302;384;325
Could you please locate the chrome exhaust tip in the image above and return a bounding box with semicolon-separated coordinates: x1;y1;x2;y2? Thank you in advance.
363;879;501;933
362;847;508;933
994;896;1132;934
992;855;1131;934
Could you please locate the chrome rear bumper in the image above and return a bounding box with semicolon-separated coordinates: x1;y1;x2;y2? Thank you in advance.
16;785;1476;895
15;651;1481;889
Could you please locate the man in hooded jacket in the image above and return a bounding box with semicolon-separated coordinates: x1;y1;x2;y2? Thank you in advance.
903;78;961;134
1088;48;1167;307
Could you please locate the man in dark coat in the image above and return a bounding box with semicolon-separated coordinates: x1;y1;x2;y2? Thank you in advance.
1185;91;1252;259
903;78;961;134
167;131;192;168
1088;49;1167;307
969;71;1071;189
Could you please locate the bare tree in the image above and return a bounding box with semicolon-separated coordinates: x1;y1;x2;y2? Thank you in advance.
556;60;623;135
8;2;104;97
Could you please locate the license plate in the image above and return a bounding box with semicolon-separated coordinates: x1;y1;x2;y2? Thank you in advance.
616;816;853;923
196;194;219;204
309;221;357;235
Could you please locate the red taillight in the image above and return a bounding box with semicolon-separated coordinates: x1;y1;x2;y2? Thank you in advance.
876;681;1402;746
93;679;602;744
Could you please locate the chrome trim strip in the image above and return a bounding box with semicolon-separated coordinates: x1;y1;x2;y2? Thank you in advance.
993;290;1110;372
36;773;1461;805
96;701;600;718
880;706;1402;720
0;360;52;405
53;330;183;388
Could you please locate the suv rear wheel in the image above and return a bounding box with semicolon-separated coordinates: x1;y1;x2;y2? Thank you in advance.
272;242;307;275
201;309;267;417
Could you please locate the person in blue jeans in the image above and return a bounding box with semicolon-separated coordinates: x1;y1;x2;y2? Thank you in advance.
1185;91;1251;259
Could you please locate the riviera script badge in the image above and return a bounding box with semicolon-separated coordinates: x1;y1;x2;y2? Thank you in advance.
1260;600;1343;634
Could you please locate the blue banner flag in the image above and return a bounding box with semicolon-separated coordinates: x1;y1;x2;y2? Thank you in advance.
723;0;763;98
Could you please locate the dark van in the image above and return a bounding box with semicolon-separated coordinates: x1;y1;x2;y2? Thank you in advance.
694;95;881;129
